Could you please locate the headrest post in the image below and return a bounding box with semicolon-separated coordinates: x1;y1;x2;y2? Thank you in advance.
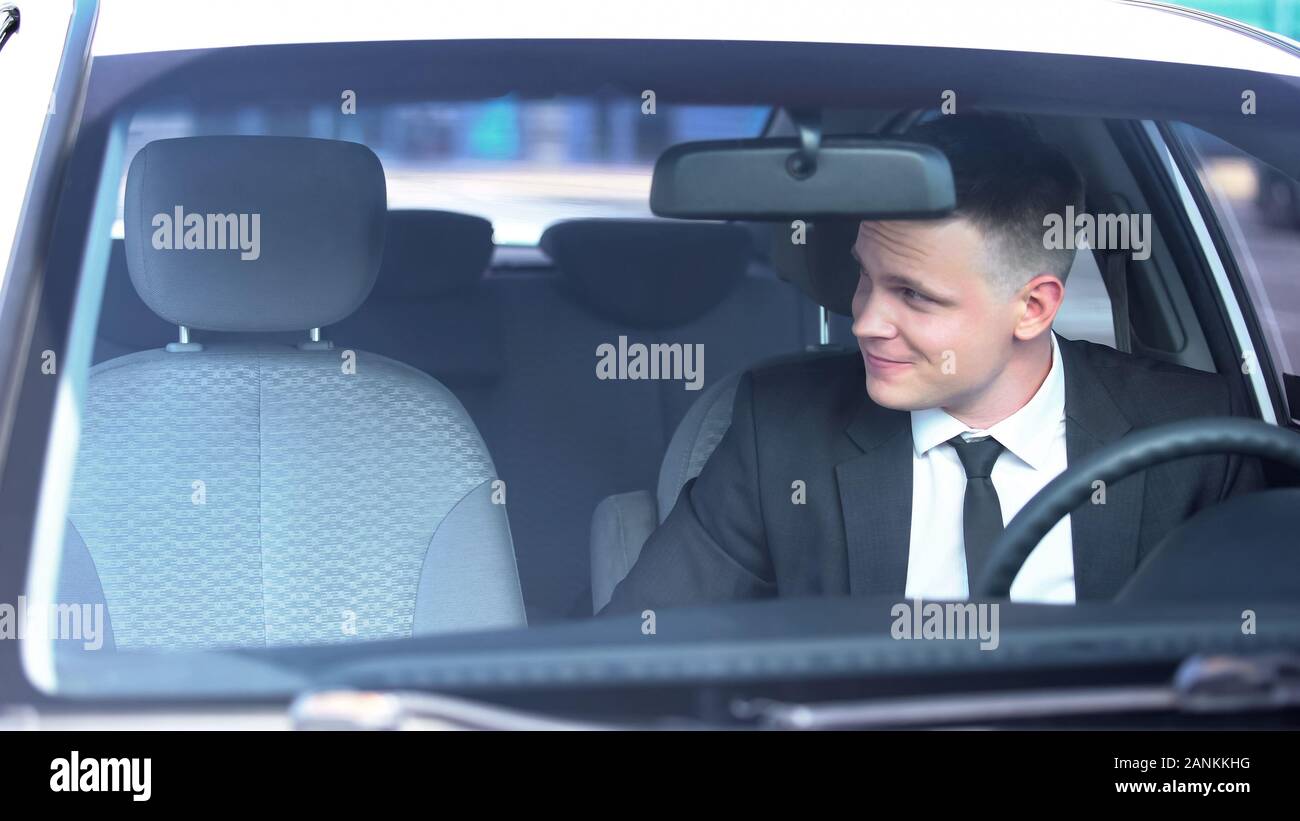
297;326;334;351
165;323;203;353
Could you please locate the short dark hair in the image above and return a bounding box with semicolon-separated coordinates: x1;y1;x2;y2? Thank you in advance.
905;113;1085;295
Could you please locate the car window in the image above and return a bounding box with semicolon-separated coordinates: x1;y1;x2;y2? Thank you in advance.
1170;122;1300;421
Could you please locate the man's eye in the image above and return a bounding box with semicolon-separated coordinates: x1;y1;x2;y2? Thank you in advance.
898;287;930;303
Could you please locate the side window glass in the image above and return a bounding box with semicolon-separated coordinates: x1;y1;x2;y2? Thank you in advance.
1171;123;1300;422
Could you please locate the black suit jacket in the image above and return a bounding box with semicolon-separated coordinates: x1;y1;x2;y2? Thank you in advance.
603;333;1266;614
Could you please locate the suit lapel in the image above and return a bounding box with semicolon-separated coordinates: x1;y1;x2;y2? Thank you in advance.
838;399;913;596
1057;333;1145;599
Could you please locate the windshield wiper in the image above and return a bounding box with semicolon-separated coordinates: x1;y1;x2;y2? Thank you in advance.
733;653;1300;730
0;5;19;54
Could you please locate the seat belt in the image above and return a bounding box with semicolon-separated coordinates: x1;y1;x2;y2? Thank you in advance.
1101;250;1132;354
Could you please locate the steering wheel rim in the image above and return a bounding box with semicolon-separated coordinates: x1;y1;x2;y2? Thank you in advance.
971;417;1300;599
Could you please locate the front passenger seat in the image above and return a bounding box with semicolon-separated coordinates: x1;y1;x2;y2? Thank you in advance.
58;136;526;650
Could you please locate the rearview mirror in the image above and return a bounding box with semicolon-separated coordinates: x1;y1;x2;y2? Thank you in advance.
650;137;956;220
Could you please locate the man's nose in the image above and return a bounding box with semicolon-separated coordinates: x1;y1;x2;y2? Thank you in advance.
852;285;896;340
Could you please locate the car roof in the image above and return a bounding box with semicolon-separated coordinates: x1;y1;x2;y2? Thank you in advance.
93;0;1300;77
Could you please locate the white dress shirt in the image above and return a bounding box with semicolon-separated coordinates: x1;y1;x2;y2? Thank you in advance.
904;332;1075;603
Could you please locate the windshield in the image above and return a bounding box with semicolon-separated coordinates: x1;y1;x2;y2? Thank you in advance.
16;36;1300;706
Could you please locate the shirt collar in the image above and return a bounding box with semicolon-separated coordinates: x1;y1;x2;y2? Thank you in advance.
910;331;1066;472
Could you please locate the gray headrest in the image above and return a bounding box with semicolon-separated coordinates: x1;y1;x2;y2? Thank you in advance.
372;210;494;299
539;219;752;329
123;136;387;332
767;219;859;317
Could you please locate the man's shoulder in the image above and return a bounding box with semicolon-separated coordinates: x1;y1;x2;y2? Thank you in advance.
1059;335;1235;422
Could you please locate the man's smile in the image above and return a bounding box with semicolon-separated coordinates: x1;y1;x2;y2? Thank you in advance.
864;350;915;375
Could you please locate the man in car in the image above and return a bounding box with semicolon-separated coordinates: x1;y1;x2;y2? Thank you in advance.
603;114;1266;614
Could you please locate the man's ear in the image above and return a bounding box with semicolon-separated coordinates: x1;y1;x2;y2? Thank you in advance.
1013;274;1064;341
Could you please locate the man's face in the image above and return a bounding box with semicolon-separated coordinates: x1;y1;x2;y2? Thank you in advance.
850;218;1023;413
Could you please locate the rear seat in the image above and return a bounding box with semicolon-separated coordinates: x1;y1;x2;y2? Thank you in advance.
95;240;177;363
329;209;505;422
485;219;811;620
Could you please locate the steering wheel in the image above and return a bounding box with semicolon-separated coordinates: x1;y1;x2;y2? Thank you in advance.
971;417;1300;599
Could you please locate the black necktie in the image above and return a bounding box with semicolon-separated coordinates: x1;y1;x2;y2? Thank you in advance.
947;434;1006;594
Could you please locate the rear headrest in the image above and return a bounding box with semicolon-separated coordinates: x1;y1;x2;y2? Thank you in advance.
539;219;751;329
767;219;858;317
124;136;386;332
372;210;494;299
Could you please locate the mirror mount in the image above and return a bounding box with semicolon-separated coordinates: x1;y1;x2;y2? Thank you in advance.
787;109;823;180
